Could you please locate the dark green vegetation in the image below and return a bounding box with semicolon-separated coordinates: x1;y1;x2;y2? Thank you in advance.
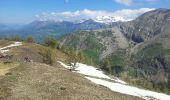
128;43;170;93
44;36;59;48
60;8;170;94
60;31;107;65
100;50;125;76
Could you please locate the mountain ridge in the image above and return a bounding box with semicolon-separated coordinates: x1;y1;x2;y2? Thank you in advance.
59;8;170;94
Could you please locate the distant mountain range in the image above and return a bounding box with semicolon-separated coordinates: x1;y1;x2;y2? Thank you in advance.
0;19;110;41
0;12;136;40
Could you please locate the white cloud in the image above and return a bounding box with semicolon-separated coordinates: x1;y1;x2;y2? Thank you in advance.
115;0;133;6
112;8;155;19
35;8;155;22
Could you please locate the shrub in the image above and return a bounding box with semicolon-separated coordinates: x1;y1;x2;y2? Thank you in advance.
5;35;23;42
44;36;59;48
26;36;34;43
39;48;55;65
100;59;111;73
111;65;124;75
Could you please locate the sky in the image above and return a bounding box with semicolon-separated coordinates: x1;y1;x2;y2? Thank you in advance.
0;0;170;24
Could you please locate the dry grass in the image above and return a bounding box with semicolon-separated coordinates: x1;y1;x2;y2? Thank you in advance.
0;40;142;100
0;62;19;76
0;40;13;48
0;62;142;100
9;43;68;64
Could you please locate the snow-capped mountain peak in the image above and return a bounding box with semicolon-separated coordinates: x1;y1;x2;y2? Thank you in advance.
93;16;133;23
35;16;133;24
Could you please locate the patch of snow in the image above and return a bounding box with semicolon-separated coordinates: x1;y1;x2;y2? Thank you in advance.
111;77;127;84
75;63;111;79
57;61;72;69
86;77;170;100
0;42;22;54
0;50;9;53
94;16;132;24
58;61;110;79
58;61;170;100
58;61;126;84
0;42;22;50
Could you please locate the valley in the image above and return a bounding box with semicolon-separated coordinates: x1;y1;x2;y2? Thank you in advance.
0;4;170;99
59;8;170;95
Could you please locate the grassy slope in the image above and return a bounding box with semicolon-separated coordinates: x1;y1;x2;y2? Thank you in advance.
0;40;141;100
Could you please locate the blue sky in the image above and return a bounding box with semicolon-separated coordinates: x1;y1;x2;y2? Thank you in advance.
0;0;170;24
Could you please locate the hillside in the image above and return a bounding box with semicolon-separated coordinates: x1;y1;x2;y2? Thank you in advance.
121;8;170;93
120;8;170;43
60;28;128;64
60;8;170;94
0;40;142;100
